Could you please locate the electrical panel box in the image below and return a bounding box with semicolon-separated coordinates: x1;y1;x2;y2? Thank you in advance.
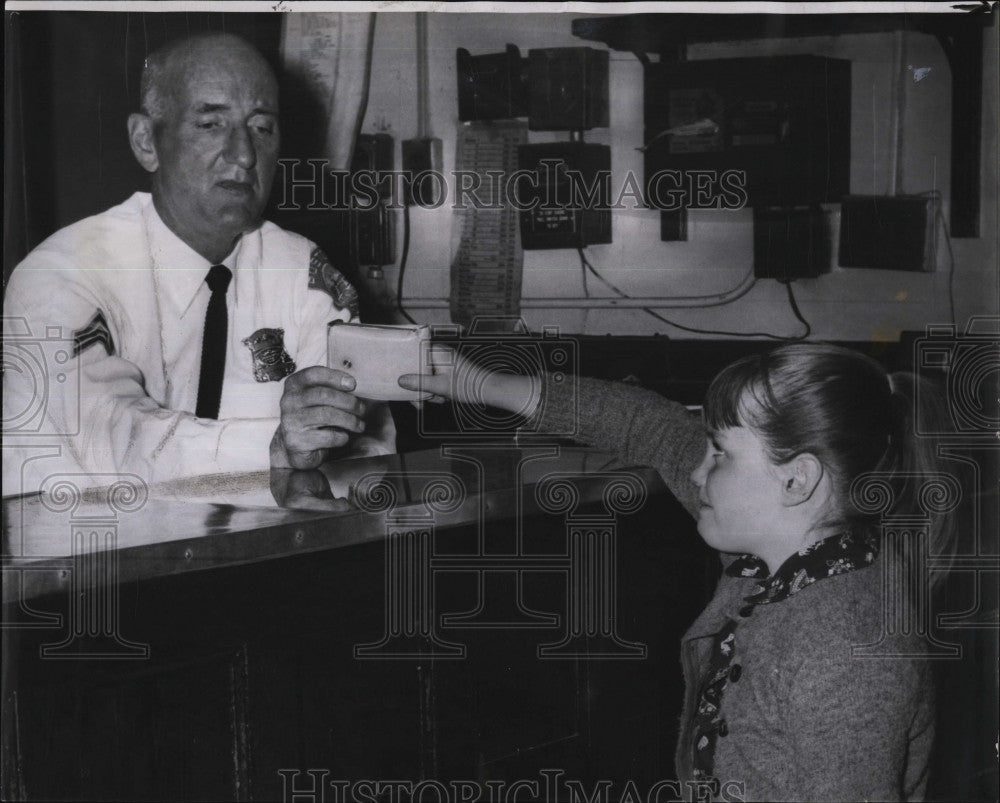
839;195;938;272
753;205;829;279
644;55;851;207
350;133;395;267
516;142;612;250
528;47;609;131
457;45;528;122
351;133;394;177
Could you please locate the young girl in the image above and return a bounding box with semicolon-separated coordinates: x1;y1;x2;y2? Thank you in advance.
400;342;952;802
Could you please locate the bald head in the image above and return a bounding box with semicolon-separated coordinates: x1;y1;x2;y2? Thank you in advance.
128;31;281;263
139;33;277;123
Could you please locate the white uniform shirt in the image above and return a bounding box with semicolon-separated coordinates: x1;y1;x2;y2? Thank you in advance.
3;192;394;494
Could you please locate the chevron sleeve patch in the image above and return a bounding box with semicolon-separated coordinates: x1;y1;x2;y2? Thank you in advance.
308;247;360;319
72;310;115;358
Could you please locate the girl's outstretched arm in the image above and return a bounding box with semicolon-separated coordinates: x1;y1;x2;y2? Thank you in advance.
532;372;704;518
400;351;705;519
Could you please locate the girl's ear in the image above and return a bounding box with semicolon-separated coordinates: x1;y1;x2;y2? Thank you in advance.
779;453;824;507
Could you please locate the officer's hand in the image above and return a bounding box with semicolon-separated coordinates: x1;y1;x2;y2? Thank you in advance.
269;468;353;512
272;366;367;470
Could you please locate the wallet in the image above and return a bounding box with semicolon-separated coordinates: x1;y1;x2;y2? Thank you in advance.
327;321;432;401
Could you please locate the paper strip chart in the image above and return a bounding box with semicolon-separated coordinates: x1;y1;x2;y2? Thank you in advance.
450;121;527;330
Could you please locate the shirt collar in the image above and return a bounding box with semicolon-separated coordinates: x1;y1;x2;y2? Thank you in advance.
142;195;242;318
725;529;879;606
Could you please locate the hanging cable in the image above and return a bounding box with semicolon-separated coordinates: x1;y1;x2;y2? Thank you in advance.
924;191;957;326
393;12;430;328
915;190;958;326
577;249;810;341
938;208;958;326
777;279;812;340
579;247;591;331
396;204;417;324
575;248;757;306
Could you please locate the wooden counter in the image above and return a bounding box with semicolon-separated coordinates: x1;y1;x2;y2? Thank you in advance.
2;446;714;801
3;442;995;800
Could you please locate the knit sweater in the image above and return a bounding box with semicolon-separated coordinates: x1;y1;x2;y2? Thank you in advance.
533;374;935;802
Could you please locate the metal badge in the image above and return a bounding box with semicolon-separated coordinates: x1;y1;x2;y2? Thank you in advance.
242;327;296;382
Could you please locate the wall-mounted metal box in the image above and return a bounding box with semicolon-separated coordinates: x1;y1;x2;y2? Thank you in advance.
644;55;851;207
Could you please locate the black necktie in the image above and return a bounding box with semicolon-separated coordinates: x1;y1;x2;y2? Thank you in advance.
195;264;232;419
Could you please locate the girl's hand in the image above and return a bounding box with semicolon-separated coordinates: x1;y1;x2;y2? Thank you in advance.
397;342;454;406
398;345;541;418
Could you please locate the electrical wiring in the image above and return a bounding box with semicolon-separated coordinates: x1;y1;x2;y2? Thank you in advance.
576;248;812;341
777;279;812;340
396;203;417;325
577;248;636;298
939;208;958;326
915;189;957;326
574;249;757;307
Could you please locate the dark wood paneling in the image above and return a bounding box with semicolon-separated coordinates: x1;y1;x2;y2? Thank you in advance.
4;489;713;801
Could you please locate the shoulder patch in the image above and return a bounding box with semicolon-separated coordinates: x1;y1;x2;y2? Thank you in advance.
72;310;115;357
308;247;360;318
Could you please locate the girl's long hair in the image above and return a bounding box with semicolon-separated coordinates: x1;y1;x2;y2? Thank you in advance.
703;343;957;575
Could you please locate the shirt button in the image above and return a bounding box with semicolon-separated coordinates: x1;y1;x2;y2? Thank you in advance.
718;720;729;737
738;604;754;618
729;664;742;682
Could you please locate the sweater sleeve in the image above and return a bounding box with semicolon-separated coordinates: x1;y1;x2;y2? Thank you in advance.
531;373;706;519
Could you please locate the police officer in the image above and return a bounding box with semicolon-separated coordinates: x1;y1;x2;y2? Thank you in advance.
3;32;394;494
